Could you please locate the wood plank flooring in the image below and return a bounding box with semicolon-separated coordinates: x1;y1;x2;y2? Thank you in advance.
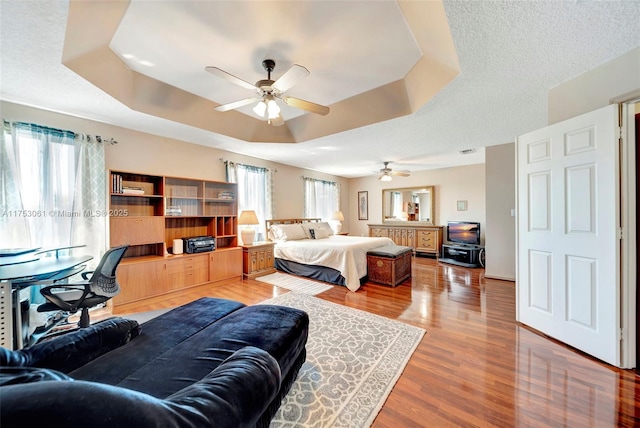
114;257;640;427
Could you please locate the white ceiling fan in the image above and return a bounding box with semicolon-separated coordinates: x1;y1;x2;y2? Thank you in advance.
205;59;330;126
377;162;410;181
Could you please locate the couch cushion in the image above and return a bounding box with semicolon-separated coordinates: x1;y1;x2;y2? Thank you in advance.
1;346;280;428
70;297;245;385
103;303;308;399
0;366;73;386
0;317;140;373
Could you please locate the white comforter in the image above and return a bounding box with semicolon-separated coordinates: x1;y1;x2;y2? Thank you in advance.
273;235;395;291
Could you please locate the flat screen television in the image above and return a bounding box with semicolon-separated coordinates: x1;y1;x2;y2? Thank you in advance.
446;221;481;246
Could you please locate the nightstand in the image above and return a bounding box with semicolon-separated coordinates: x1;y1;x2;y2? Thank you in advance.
242;241;276;279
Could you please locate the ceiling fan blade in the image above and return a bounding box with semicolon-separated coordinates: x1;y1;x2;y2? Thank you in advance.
205;66;257;91
282;96;330;116
215;97;260;112
390;171;411;177
272;64;309;93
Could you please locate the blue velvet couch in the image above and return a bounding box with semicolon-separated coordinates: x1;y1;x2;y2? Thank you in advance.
0;297;309;428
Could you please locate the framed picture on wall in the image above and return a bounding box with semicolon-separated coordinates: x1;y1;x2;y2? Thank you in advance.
358;191;368;220
457;200;468;211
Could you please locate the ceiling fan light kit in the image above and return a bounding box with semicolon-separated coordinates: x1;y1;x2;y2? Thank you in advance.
206;59;329;126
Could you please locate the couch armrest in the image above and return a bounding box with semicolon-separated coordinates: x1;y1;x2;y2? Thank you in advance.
0;317;141;373
0;346;281;428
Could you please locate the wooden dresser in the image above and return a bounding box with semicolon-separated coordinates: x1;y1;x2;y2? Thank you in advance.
368;223;444;257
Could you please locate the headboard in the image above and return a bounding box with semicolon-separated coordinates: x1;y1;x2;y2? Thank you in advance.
265;218;322;230
265;218;322;241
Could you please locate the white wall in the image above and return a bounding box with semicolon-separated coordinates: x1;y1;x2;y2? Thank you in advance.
485;143;516;281
348;164;486;239
548;47;640;124
1;101;350;229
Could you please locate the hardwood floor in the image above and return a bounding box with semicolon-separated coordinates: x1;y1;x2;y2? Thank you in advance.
114;257;640;427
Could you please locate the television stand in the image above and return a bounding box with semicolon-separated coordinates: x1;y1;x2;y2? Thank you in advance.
440;244;484;268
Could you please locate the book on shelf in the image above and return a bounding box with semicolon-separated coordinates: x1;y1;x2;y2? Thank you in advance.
217;190;235;200
111;173;123;193
122;186;145;195
165;205;182;216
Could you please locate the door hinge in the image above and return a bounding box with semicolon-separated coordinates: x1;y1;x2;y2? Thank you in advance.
619;328;624;340
618;227;623;240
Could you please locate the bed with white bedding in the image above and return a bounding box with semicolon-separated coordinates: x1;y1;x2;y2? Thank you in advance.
266;219;395;291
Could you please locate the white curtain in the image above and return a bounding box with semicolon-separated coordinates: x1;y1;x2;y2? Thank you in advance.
303;177;339;221
226;161;274;241
1;121;107;267
391;191;403;219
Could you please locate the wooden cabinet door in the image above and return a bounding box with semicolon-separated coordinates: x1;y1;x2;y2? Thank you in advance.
257;249;267;271
265;247;274;269
110;217;164;246
247;250;259;275
210;248;242;281
113;262;160;305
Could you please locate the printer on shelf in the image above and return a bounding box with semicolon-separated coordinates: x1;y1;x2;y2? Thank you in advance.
183;236;216;254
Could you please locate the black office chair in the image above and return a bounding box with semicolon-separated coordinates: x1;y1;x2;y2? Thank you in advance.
37;245;128;328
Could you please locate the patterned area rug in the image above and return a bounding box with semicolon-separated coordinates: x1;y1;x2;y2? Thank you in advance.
256;272;333;295
260;292;425;428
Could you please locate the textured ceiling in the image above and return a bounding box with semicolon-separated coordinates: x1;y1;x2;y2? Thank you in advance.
1;1;639;178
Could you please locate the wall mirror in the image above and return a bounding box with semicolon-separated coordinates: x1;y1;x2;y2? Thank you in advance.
382;186;435;224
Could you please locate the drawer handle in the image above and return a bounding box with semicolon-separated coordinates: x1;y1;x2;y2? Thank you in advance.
135;219;143;223
377;260;384;268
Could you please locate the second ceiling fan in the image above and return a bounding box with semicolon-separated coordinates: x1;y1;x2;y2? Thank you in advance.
377;162;410;181
205;59;330;126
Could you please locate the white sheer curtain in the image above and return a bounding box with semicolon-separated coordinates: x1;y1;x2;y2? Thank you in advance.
1;121;107;266
225;161;274;241
303;177;339;221
391;191;403;219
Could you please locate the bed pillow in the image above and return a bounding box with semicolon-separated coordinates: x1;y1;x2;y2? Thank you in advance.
270;224;308;241
301;222;333;239
310;227;332;239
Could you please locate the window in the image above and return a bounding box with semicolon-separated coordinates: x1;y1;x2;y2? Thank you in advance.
303;177;339;221
0;122;107;265
225;161;274;241
391;191;403;219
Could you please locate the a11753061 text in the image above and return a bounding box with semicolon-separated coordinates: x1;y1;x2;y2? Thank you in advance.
1;209;129;218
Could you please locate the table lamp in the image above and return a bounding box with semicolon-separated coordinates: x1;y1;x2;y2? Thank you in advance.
238;210;260;245
330;210;344;234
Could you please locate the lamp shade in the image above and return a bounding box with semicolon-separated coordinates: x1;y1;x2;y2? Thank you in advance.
331;211;344;221
238;210;259;225
330;210;344;234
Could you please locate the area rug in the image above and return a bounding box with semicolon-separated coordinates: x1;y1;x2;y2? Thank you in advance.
256;272;333;295
121;307;173;324
260;292;425;428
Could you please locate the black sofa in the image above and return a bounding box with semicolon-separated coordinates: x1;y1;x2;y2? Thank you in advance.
0;297;309;428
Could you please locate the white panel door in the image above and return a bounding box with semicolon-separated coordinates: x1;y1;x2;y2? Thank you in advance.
516;104;620;366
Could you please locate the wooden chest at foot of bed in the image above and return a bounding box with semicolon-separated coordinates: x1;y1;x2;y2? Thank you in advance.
366;245;413;287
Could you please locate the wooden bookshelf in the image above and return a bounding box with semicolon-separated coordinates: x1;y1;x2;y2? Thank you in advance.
109;171;241;306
